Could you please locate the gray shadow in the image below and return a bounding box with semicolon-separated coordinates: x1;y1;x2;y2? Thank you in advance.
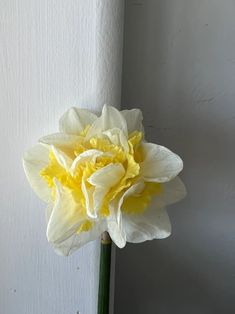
115;1;235;313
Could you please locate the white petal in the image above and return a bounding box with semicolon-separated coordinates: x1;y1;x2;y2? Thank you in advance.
39;133;82;158
141;143;183;182
47;180;85;244
51;219;107;256
87;163;125;218
70;149;104;175
40;133;81;147
73;155;124;219
23;144;51;202
103;128;129;151
51;146;73;170
118;177;185;243
59;107;97;135
46;202;54;224
161;176;187;206
86;105;128;139
82;179;96;219
107;181;145;248
92;187;109;217
121;108;144;134
108;216;126;248
121;180;145;198
75;150;113;219
88;163;125;187
107;199;126;248
123;205;171;243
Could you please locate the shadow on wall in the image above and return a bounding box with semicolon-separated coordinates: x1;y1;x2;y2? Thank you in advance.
115;0;235;313
116;240;221;314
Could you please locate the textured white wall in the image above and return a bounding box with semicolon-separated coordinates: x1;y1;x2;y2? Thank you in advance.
115;1;235;313
0;1;124;313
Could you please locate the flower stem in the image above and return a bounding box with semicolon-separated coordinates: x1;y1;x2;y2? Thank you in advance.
98;231;112;314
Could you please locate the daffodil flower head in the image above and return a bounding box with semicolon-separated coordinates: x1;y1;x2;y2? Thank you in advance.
23;105;186;255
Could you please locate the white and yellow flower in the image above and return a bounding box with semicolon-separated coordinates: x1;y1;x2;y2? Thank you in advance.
23;105;186;255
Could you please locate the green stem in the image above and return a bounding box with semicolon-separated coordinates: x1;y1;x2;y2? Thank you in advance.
98;232;112;314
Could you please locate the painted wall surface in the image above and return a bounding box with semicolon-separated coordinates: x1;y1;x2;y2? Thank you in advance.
115;1;235;313
0;1;124;313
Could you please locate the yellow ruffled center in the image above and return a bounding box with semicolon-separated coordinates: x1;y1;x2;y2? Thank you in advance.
40;128;162;231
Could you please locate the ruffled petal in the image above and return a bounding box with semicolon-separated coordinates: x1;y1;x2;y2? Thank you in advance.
123;205;171;243
121;108;144;134
39;133;82;159
72;150;122;219
107;181;144;248
86;105;128;139
103;128;129;151
140;143;183;182
87;163;125;218
88;163;125;187
46;180;85;244
51;146;73;171
22;144;51;202
59;107;97;135
81;179;95;219
70;149;104;175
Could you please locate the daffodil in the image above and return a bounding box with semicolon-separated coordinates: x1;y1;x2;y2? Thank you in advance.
23;105;186;255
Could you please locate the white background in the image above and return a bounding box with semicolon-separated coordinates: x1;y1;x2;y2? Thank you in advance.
0;1;124;313
115;1;235;313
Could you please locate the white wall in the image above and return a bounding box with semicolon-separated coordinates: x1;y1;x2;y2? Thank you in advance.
0;1;124;313
115;1;235;313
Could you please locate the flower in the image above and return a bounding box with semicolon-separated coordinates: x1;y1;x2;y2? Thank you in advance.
23;105;186;255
